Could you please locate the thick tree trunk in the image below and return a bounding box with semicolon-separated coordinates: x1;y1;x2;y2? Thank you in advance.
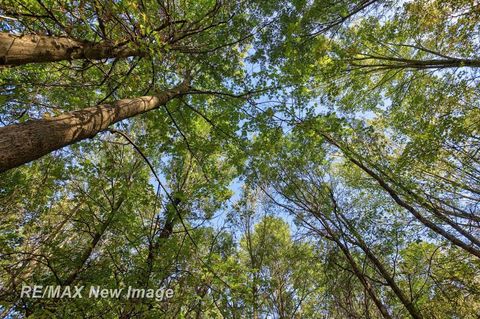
0;32;144;66
0;79;190;172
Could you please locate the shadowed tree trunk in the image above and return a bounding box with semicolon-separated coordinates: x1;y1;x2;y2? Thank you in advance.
0;79;190;172
0;32;145;66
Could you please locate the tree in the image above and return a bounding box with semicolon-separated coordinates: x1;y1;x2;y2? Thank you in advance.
1;0;479;318
0;32;144;66
0;0;257;171
0;79;190;171
228;190;326;319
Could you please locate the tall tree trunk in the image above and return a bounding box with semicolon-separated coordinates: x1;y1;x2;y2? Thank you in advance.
321;223;394;319
0;33;144;66
333;207;423;319
0;79;190;172
350;54;480;71
317;131;480;259
141;196;181;287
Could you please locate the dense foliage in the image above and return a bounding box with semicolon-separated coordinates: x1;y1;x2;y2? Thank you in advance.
0;0;479;318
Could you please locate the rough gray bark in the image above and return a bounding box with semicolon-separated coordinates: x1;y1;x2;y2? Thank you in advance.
0;79;190;172
0;32;144;66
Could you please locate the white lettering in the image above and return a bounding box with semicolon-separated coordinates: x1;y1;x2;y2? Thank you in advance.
20;285;32;298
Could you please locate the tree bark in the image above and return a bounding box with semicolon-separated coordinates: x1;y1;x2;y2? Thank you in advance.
0;32;144;66
350;55;480;71
0;79;190;172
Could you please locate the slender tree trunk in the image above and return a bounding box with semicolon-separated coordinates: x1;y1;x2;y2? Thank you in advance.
344;152;480;259
335;209;423;319
304;209;393;319
0;32;144;66
63;222;108;285
63;197;125;285
350;55;480;71
141;197;181;287
318;131;480;259
0;79;190;172
322;224;394;319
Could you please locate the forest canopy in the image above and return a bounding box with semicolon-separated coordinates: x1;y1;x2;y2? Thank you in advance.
0;0;479;318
